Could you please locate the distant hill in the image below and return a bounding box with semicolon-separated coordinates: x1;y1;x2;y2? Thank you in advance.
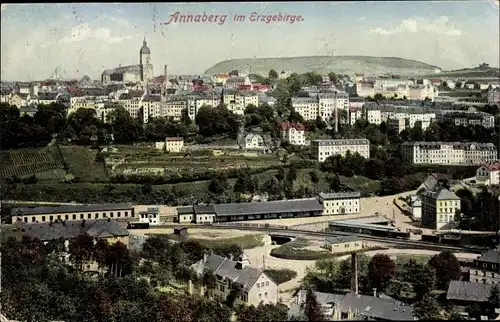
417;67;500;79
204;56;441;76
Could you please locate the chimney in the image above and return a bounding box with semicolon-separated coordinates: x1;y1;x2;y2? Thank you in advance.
203;253;208;262
229;254;234;261
373;288;377;297
351;253;358;294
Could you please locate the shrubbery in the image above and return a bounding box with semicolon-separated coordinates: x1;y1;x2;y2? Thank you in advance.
263;268;298;285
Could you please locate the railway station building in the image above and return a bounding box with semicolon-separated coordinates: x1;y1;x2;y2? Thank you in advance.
177;198;323;224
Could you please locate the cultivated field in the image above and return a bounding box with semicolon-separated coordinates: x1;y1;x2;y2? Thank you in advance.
105;146;283;175
0;146;66;180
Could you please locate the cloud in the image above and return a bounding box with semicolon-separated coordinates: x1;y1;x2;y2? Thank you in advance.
359;16;367;21
61;23;131;44
370;16;462;36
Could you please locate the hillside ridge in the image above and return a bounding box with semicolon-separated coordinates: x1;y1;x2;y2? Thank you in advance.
204;55;441;76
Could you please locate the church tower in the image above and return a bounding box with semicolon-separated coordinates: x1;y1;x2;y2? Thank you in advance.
140;37;153;82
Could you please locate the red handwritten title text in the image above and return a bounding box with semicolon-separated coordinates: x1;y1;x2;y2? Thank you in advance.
163;12;304;25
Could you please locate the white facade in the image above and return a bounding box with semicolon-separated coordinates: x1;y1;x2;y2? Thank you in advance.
387;117;406;133
138;207;161;226
223;92;259;115
311;139;370;162
401;142;498;165
476;161;500;186
244;134;265;149
291;97;319;121
319;192;361;215
280;122;306;146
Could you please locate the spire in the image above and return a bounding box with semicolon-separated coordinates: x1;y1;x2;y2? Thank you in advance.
143;37;147;46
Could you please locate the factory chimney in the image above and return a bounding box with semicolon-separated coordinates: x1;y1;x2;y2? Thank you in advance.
334;91;339;134
163;65;168;102
350;253;358;294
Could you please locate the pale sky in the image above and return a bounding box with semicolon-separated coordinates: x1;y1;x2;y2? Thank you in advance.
1;2;499;81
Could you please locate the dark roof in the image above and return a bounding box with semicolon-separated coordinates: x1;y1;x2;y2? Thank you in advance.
190;254;264;291
38;92;59;100
143;95;161;102
194;205;216;214
214;198;323;217
477;249;500;265
177;206;194;215
447;281;494;303
20;219;129;241
339;293;415;321
11;203;133;217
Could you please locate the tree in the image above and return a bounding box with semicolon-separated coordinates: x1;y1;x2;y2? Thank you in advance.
208;175;229;195
303;288;326;321
201;269;217;298
488;284;500;315
68;233;95;271
428;251;461;290
309;170;320;185
328;72;337;83
108;106;143;143
368;254;396;293
413;294;442;320
269;69;278;80
399;259;434;299
235;303;289;322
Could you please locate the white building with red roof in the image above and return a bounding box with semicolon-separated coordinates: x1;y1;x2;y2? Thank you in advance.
476;161;500;186
279;122;306;146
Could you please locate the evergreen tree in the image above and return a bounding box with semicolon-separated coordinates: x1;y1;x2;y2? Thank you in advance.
304;288;326;321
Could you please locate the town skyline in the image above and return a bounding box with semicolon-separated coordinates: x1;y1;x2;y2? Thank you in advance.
1;1;499;81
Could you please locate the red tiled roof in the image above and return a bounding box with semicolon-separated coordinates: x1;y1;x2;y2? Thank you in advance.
279;122;305;131
166;137;184;142
484;161;500;171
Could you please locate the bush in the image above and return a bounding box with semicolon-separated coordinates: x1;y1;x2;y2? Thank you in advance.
263;268;297;285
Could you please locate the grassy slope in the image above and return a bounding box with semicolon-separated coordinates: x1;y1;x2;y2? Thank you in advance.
59;146;108;181
204;56;440;76
0;146;65;180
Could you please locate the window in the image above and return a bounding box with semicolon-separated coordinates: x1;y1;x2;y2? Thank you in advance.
265;281;269;287
257;283;260;288
73;214;76;220
57;215;61;220
65;215;69;220
118;212;121;216
110;212;113;217
42;216;46;222
87;213;91;219
265;292;268;298
49;215;54;221
95;213;99;219
103;213;107;218
31;217;36;222
23;217;28;223
220;285;225;292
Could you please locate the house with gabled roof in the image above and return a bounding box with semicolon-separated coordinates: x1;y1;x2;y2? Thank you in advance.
190;253;279;306
476;161;500;186
421;187;461;230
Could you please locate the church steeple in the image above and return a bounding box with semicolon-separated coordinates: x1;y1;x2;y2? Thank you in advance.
143;37;147;47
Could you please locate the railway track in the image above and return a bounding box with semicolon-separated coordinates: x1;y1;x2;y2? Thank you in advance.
176;224;487;253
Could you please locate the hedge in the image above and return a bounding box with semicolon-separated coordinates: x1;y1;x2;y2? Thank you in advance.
263;268;298;285
270;245;388;260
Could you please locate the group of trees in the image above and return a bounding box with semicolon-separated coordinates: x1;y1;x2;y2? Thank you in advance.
0;102;244;150
455;187;500;231
302;251;497;320
1;231;300;322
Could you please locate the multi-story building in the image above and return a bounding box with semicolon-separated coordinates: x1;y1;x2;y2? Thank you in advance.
365;104;436;130
190;253;279;307
142;95;163;123
318;192;361;215
355;82;375;97
476;161;500;185
279;122;306;146
420;187;461;230
487;87;500;104
435;108;495;129
469;248;500;284
223;90;259;115
244;133;265;149
224;76;251;90
401;141;497;165
291;97;319;121
165;98;187;120
387;116;406;133
165;137;184;152
311;139;370;162
408;84;436;101
10;203;135;224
